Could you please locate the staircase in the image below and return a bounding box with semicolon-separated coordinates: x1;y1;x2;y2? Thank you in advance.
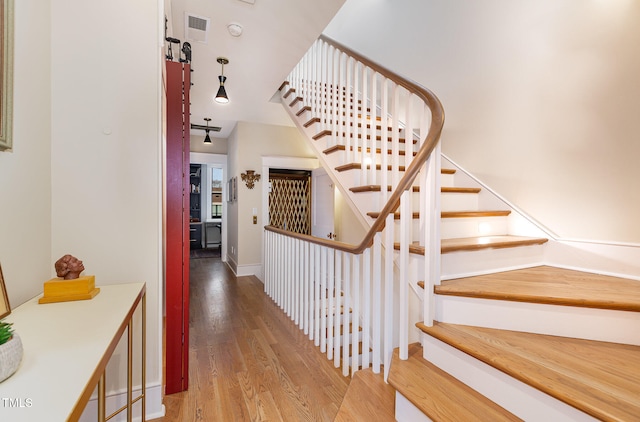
265;35;640;421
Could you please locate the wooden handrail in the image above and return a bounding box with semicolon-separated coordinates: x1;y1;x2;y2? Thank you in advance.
265;35;445;254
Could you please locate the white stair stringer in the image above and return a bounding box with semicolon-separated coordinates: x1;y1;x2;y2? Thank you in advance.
421;334;599;421
435;295;640;345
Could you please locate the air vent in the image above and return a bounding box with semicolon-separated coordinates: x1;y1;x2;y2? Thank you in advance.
185;13;210;43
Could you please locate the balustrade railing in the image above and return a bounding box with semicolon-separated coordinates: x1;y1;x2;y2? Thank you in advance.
265;35;444;378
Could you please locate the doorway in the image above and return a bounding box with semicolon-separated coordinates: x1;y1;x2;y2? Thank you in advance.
268;169;312;234
190;152;227;260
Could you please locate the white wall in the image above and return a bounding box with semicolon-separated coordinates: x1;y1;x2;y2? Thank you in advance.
325;0;640;244
335;187;367;245
227;121;315;275
190;133;229;155
0;0;164;418
0;1;52;307
50;0;164;418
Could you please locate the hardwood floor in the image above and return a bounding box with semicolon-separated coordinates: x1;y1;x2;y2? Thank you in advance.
151;257;350;421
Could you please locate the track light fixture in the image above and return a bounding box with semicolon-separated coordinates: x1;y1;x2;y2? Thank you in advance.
215;57;229;104
202;118;212;144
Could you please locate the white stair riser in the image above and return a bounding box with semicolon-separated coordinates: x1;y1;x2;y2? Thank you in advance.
381;216;509;242
395;392;433;422
441;245;545;279
440;173;455;186
435;295;640;346
421;335;600;422
441;192;479;211
441;216;509;239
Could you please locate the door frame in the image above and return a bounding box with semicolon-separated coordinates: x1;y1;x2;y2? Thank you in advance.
190;152;228;261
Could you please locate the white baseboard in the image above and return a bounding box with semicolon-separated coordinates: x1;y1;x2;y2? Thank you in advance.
79;383;164;422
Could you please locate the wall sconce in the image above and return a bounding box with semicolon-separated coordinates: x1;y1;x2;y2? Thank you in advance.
241;170;261;189
215;57;229;104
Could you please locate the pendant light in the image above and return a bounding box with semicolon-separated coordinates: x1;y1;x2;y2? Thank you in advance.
203;118;212;144
215;57;229;104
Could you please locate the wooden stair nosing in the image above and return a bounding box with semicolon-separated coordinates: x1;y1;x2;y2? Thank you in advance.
323;145;416;157
278;81;289;92
366;210;511;219
440;236;548;253
393;235;549;255
442;186;481;193
416;322;640;422
388;343;521;421
313;129;413;144
305;119;401;132
289;96;303;107
349;185;478;194
350;185;420;193
367;211;420;220
296;105;311;116
335;163;455;174
335;162;407;172
441;210;511;218
435;266;640;312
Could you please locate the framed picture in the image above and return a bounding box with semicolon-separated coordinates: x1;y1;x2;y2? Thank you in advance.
0;263;10;319
0;0;14;151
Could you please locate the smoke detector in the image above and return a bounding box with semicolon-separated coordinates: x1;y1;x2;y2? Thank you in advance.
227;23;243;37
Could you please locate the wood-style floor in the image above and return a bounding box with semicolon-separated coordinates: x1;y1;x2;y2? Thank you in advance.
151;256;350;422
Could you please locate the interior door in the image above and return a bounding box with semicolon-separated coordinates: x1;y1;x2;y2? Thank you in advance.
165;60;190;394
311;167;336;240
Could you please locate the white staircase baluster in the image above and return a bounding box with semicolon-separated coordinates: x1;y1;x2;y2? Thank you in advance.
372;233;382;373
351;253;360;375
334;251;342;368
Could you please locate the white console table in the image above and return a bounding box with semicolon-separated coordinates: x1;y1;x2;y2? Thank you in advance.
0;282;146;421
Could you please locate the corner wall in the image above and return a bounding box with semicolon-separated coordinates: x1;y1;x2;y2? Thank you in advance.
0;1;52;307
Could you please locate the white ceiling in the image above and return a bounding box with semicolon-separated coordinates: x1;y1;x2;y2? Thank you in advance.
167;0;346;139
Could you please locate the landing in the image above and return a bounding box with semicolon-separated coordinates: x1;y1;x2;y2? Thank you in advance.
437;266;640;311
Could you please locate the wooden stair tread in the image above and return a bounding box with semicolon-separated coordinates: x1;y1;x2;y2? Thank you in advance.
350;185;476;193
388;343;521;421
436;265;640;312
350;185;419;193
441;210;511;218
335;163;455;173
335;162;407;172
323;144;416;157
394;235;548;254
441;186;481;193
416;322;640;421
367;210;510;219
335;368;396;422
440;235;548;253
